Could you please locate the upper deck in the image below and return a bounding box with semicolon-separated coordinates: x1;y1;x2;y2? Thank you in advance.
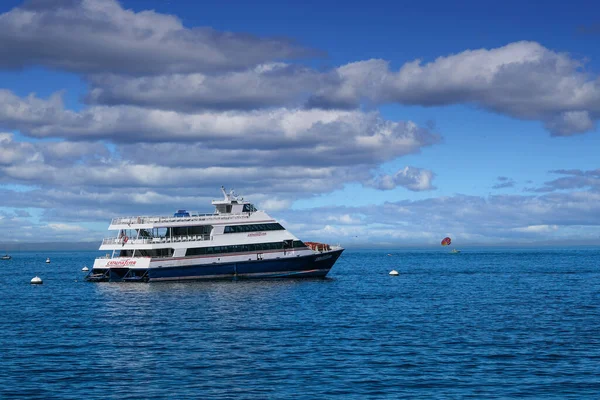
109;186;263;230
109;212;252;229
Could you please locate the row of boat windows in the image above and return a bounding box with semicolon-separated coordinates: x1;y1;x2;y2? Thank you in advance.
119;249;173;257
129;222;283;239
117;240;306;258
134;223;283;238
168;226;212;236
186;240;306;256
224;223;284;234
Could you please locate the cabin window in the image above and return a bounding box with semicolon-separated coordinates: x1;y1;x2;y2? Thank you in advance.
242;204;258;212
216;205;233;213
224;223;284;233
167;225;212;237
122;248;174;258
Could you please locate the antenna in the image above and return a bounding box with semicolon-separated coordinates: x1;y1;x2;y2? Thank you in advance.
221;186;228;200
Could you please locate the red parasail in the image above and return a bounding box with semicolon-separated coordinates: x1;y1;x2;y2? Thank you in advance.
441;237;452;246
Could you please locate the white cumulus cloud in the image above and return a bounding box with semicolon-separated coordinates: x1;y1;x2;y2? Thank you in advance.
367;166;436;191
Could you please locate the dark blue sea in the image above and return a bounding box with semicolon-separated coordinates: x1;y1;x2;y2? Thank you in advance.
1;248;599;399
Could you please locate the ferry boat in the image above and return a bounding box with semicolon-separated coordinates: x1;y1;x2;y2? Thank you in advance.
86;187;344;282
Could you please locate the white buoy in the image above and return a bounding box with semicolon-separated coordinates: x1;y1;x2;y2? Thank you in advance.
389;270;399;276
46;258;50;263
82;266;89;271
31;276;43;284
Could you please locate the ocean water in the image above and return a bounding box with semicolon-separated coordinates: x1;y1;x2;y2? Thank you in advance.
1;248;599;399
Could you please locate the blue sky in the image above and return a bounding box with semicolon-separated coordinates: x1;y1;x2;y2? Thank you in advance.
0;0;599;247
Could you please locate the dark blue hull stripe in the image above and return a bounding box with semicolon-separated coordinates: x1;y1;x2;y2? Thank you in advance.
147;250;343;281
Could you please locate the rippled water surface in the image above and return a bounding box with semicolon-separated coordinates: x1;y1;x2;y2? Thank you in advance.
1;248;600;399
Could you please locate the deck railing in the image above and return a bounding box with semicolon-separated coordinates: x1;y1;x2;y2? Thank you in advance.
110;213;251;226
102;234;211;245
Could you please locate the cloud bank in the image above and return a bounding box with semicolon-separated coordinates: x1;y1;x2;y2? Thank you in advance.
0;0;599;244
0;0;310;74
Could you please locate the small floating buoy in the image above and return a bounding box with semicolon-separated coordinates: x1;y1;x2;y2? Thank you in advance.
82;266;89;272
46;258;50;263
31;276;43;284
389;270;399;276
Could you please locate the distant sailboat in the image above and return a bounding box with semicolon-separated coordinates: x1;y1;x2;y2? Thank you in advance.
46;257;51;263
1;254;11;260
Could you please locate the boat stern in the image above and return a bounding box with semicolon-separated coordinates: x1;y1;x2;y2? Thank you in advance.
86;257;151;282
